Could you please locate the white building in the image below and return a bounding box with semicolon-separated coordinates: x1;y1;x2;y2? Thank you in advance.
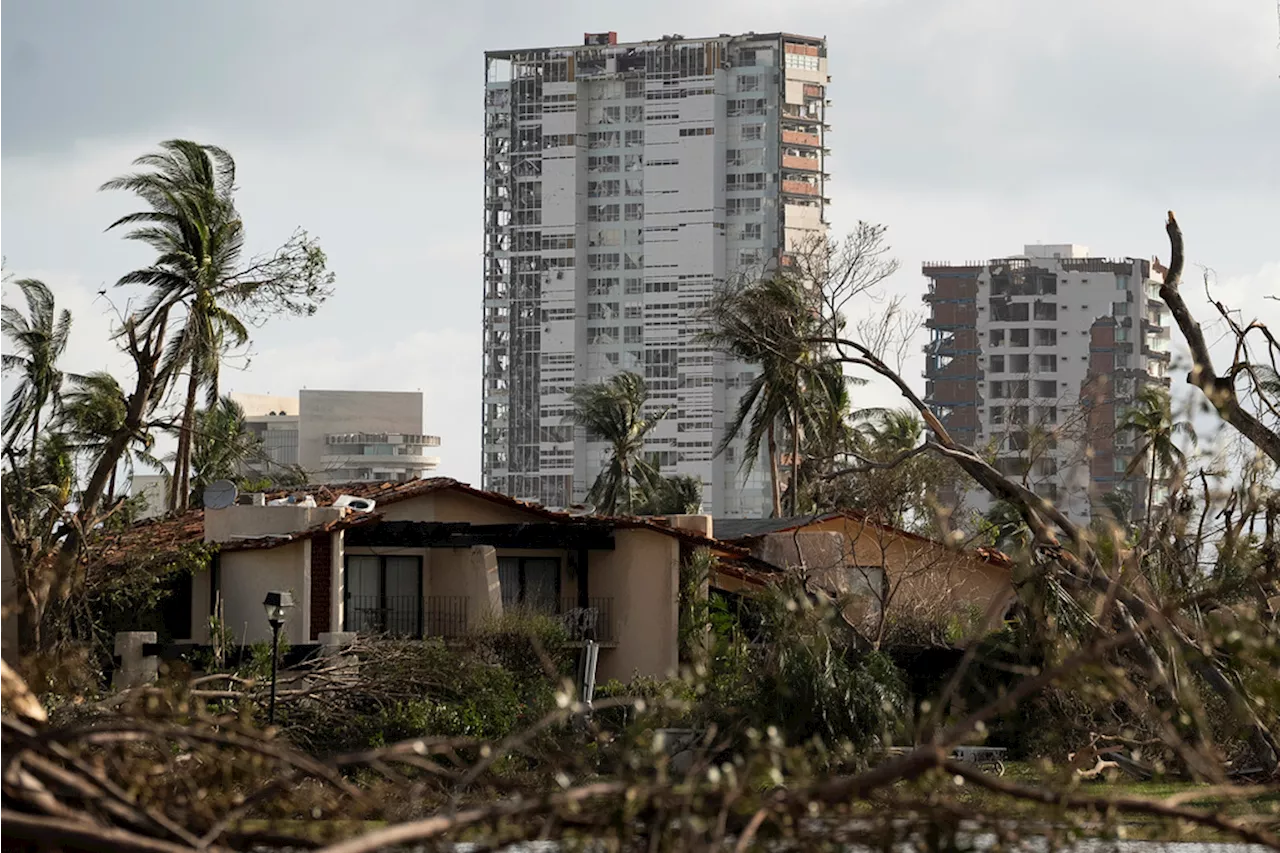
232;390;442;484
922;245;1173;524
482;31;830;515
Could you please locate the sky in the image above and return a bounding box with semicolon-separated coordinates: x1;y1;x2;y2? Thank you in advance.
3;0;1278;486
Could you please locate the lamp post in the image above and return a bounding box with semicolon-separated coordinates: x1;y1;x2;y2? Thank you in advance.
262;591;294;725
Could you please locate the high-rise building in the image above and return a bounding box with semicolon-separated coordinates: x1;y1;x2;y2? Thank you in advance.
482;31;830;515
922;245;1173;524
232;390;442;484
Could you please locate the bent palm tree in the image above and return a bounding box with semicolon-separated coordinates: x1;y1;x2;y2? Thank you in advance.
101;140;247;513
185;395;265;505
2;279;74;472
1118;385;1195;531
59;372;157;506
567;371;670;515
704;275;834;516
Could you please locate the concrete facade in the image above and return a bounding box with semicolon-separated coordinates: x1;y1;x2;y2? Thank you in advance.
482;32;830;517
232;390;442;484
922;246;1173;524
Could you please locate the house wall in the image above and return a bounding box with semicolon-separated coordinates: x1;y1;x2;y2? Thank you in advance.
775;516;1013;619
591;528;679;682
190;541;309;646
204;505;345;543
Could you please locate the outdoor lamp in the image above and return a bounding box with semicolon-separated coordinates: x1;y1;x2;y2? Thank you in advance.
262;591;294;725
263;590;294;626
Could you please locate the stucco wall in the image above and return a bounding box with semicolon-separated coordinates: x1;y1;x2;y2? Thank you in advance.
781;516;1013;621
192;542;309;646
590;528;679;682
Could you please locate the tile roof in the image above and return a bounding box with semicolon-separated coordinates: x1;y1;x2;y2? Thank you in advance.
84;477;763;572
713;510;1012;570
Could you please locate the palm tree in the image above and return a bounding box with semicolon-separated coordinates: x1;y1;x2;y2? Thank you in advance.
185;395;265;505
59;372;157;506
101;140;248;513
1118;386;1195;531
2;279;74;473
703;275;832;517
566;371;671;515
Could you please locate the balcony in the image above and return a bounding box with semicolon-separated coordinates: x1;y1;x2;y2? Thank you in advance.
782;154;820;172
782;129;822;148
781;180;820;196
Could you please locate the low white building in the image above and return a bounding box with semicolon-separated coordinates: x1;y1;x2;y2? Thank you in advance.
234;389;442;484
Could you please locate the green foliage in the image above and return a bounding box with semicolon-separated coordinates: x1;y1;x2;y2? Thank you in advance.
678;547;713;665
566;371;671;515
635;473;704;515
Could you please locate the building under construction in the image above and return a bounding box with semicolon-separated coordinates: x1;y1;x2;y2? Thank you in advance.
482;31;830;515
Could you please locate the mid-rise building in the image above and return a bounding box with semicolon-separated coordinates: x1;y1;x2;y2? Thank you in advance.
482;31;830;515
232;390;442;484
922;245;1173;524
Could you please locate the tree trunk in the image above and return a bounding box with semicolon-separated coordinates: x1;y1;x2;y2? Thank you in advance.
107;463;117;507
767;420;782;518
171;370;199;512
1145;442;1157;534
789;410;801;516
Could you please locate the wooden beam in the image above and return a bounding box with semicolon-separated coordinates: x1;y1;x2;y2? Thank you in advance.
346;521;616;551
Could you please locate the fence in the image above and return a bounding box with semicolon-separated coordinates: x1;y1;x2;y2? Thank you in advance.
426;596;469;638
345;595;422;638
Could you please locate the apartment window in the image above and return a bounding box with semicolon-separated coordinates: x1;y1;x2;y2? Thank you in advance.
625;105;644;123
1036;354;1057;372
344;555;421;637
989;405;1005;423
727;172;765;191
588;180;620;198
588;131;620;149
741;123;764;141
1010;329;1029;347
624;154;643;172
1035;380;1056;397
625;202;644;221
587;278;616;296
989;329;1005;347
624;129;644;148
727;148;764;167
588;302;619;320
623;325;643;343
1010;354;1030;373
625;79;644;99
624;304;642;319
1035;328;1057;346
1011;406;1029;424
624;277;643;295
741;222;762;240
1033;301;1057;321
678;127;715;137
624;252;643;270
587;203;620;222
588;253;620;271
727;197;763;216
737;74;761;92
498;557;560;612
625;178;644;197
1039;406;1058;424
785;52;820;71
989;355;1005;373
738;250;761;268
989;381;1004;399
588;155;620;173
727;98;767;116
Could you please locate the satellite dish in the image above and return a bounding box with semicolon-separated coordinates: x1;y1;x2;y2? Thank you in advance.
203;480;239;510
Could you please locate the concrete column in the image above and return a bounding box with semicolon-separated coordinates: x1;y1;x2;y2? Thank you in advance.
468;545;502;628
113;632;158;690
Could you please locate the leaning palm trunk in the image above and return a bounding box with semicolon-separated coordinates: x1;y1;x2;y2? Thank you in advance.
170;371;199;512
767;420;782;518
789;410;802;516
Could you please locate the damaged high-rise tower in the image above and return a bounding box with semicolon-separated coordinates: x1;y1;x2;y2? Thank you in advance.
483;32;830;515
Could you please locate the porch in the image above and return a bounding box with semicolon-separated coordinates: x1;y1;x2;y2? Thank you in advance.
339;520;625;646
